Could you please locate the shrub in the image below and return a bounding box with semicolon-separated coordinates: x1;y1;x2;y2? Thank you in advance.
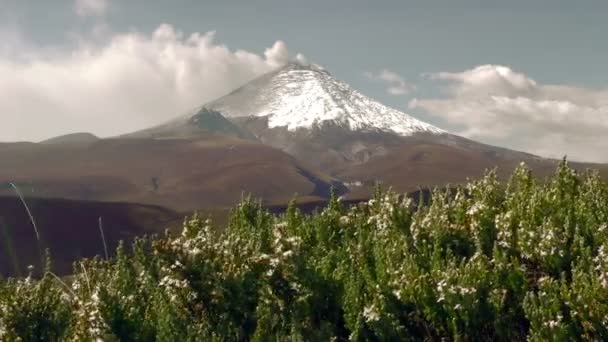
1;160;608;340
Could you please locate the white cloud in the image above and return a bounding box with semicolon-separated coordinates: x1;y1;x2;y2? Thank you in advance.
264;40;290;67
0;24;295;142
410;64;608;163
75;0;108;17
365;69;414;95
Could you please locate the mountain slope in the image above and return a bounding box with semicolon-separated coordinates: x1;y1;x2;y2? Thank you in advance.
0;135;342;211
40;132;99;145
124;107;256;140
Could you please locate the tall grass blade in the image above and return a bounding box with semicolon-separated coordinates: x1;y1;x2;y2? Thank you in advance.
9;182;40;241
98;216;109;260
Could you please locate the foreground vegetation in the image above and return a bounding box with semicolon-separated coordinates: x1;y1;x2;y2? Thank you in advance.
1;161;608;340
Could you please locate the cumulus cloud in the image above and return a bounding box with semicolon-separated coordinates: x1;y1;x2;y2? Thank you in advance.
365;69;414;95
0;24;295;142
264;40;290;67
75;0;108;17
409;64;608;163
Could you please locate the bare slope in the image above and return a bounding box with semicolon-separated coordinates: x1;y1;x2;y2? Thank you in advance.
0;135;340;211
0;196;181;276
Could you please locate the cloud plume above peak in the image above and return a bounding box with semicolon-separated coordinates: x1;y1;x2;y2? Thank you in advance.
410;64;608;163
0;24;295;142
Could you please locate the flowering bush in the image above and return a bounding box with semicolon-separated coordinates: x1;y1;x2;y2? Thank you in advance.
1;160;608;340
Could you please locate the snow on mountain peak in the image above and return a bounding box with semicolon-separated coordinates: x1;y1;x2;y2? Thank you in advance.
204;60;446;136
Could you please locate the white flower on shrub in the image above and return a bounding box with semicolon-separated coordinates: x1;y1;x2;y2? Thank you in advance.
595;243;608;288
0;304;6;339
159;267;196;303
363;304;380;322
72;287;109;341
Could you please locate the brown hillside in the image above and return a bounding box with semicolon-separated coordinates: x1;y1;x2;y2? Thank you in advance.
0;135;339;211
0;196;181;276
336;139;608;199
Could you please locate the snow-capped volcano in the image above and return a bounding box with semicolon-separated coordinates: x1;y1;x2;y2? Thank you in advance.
129;60;456;172
203;61;445;136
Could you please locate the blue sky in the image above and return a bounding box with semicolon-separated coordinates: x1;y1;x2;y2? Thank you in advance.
1;0;607;161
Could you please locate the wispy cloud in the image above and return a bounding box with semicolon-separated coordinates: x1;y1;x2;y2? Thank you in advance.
410;64;608;163
365;69;414;95
75;0;108;17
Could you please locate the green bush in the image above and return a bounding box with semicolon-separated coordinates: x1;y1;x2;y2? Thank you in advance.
1;160;608;340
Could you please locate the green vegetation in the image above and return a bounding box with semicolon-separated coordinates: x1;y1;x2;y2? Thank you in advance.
1;161;608;340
